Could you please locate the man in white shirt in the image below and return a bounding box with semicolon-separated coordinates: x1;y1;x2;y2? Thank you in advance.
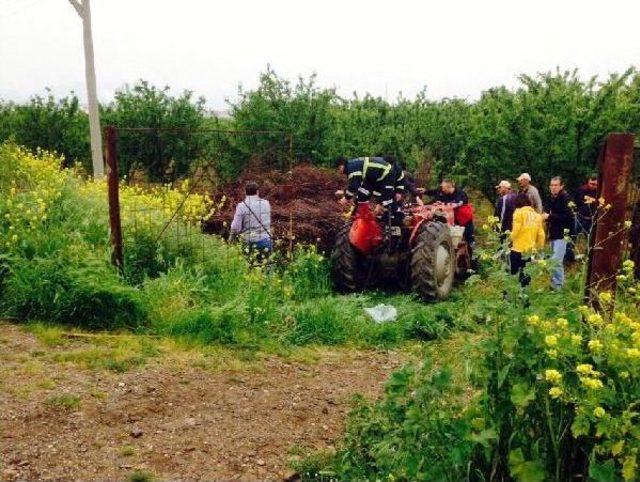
229;182;272;260
517;173;543;213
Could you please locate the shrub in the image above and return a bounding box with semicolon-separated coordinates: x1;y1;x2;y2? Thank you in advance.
1;253;147;330
0;91;90;169
334;365;475;481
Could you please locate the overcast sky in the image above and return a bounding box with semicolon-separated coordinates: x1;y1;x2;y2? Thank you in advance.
0;0;638;109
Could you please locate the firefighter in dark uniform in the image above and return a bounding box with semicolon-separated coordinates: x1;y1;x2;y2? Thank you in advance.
335;156;404;218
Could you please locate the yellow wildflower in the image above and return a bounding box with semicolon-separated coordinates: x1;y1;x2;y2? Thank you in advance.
578;305;590;316
588;339;604;353
571;334;583;345
544;369;562;384
576;364;594;375
549;387;563;399
598;292;613;304
626;348;640;359
593;407;606;418
587;313;604;326
611;441;625;456
545;335;558;347
580;377;604;390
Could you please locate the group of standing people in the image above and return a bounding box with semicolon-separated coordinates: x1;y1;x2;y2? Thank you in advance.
495;172;598;290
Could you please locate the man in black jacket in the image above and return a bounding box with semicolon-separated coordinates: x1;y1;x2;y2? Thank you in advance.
574;175;598;236
494;180;517;234
425;179;475;247
336;156;404;217
542;176;574;290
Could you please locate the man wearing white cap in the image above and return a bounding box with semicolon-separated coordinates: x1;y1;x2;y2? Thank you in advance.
517;173;543;213
495;180;517;233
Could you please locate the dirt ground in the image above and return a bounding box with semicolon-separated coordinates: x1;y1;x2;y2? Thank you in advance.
0;322;405;481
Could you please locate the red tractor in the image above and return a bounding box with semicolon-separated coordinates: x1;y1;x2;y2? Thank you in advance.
331;202;471;300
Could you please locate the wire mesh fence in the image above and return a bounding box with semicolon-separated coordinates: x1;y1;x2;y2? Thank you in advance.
105;125;345;277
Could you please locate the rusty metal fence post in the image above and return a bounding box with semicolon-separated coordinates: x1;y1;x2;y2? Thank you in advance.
585;133;635;304
631;199;640;279
630;145;640;280
105;125;124;271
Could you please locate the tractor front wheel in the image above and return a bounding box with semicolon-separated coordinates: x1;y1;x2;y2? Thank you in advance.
331;224;363;293
411;221;455;300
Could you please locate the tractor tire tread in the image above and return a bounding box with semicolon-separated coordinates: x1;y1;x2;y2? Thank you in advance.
411;221;454;300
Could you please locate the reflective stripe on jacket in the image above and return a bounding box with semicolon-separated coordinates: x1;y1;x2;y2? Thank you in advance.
345;157;396;206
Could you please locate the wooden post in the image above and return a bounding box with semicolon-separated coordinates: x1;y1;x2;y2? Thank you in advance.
288;132;294;257
68;0;104;178
106;126;124;271
585;133;635;304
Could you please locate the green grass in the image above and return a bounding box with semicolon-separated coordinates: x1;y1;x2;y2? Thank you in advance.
128;470;155;482
44;393;81;411
120;445;136;457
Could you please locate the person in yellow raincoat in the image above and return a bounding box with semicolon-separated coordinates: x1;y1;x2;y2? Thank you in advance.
510;193;546;287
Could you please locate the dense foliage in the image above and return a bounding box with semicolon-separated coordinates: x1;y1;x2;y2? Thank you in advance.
101;81;207;181
2;67;639;194
0;90;90;168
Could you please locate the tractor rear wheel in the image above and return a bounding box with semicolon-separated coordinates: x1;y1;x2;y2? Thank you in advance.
331;224;363;293
411;221;455;300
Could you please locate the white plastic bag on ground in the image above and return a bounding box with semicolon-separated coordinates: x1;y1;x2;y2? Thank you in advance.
364;304;398;323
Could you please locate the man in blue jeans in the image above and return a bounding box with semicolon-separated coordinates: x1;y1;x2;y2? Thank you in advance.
542;177;574;290
229;181;272;264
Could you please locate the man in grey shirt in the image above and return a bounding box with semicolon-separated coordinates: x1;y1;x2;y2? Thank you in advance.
229;182;272;258
517;173;543;213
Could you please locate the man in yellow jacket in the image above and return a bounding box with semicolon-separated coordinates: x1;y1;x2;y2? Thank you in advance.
510;193;546;287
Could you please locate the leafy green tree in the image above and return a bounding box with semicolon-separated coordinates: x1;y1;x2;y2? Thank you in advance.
229;66;337;167
101;80;206;181
0;90;90;169
462;68;638;199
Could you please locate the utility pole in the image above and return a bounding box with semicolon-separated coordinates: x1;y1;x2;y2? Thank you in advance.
68;0;104;178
